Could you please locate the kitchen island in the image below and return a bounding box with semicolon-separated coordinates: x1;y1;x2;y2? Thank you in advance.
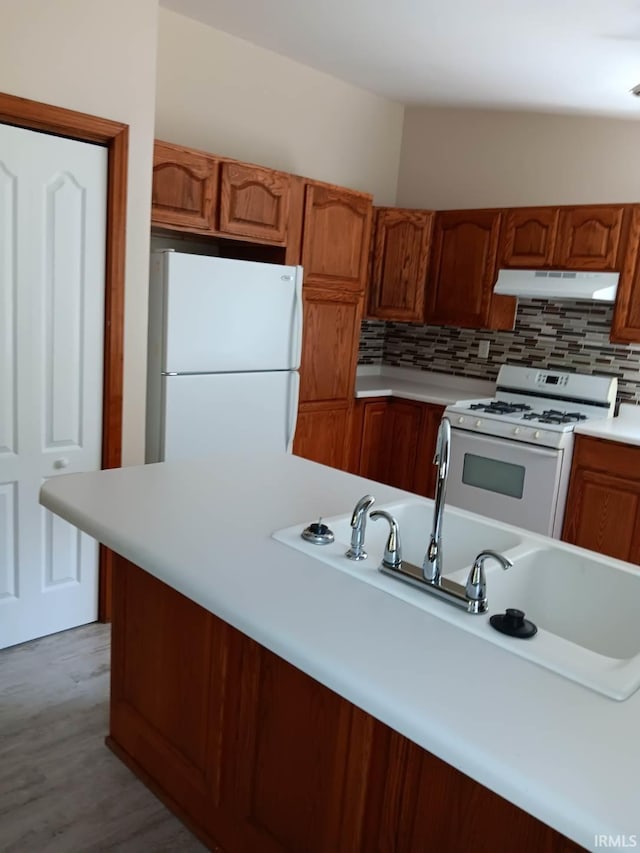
40;451;639;852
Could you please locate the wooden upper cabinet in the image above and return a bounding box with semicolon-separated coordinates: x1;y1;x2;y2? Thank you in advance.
301;183;373;292
611;205;640;343
152;141;218;233
427;210;502;329
368;207;434;322
219;162;290;244
555;205;625;270
500;207;559;268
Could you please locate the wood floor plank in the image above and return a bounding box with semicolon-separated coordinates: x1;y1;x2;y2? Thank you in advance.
0;623;206;852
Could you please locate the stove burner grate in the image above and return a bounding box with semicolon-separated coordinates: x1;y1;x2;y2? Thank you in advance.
524;409;588;425
468;401;532;415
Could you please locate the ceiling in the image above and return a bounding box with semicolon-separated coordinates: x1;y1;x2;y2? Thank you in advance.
162;0;640;118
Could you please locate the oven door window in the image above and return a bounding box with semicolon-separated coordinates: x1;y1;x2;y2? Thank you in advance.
461;453;525;499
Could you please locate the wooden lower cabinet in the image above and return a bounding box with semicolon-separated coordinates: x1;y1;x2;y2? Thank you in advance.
293;402;352;470
562;435;640;565
110;557;584;853
351;398;445;498
351;398;388;480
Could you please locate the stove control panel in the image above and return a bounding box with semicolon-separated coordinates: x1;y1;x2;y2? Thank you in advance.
535;371;569;388
448;414;568;449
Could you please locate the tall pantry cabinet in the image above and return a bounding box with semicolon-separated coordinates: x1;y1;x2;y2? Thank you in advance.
293;183;373;469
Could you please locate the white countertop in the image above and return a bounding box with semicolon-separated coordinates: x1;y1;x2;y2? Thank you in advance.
575;403;640;447
40;452;639;851
355;365;495;405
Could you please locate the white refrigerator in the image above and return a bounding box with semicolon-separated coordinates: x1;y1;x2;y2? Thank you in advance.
146;250;303;463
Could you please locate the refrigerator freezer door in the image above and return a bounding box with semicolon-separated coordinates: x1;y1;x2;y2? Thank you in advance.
159;371;300;462
159;252;303;373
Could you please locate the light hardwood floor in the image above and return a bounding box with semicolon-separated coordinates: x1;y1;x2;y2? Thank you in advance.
0;623;206;852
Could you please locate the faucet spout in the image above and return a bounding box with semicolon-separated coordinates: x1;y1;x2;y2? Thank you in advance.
423;416;451;583
346;494;375;560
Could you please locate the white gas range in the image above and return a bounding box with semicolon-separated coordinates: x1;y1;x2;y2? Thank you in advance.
444;365;617;538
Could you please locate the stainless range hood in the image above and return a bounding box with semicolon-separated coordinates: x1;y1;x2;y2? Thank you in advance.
494;269;619;302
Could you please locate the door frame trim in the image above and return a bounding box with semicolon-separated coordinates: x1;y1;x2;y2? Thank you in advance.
0;91;128;621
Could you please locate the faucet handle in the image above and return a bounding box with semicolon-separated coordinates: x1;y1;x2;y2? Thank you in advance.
465;550;513;603
370;510;402;569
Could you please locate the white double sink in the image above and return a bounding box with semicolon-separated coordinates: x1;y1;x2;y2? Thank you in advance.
273;497;640;700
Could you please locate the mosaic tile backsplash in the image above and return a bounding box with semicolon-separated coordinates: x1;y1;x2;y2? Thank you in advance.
359;300;640;404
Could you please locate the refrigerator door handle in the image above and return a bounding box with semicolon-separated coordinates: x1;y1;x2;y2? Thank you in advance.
290;266;304;370
286;371;300;454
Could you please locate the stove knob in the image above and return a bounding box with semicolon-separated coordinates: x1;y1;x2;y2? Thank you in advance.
534;430;541;440
513;427;521;435
475;419;482;428
457;416;465;425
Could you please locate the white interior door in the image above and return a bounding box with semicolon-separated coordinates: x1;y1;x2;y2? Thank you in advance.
0;124;107;649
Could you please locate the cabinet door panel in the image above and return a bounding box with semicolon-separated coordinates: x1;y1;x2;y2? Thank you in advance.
500;207;558;268
358;400;389;482
611;206;640;343
383;400;424;492
562;436;640;565
293;403;352;470
563;472;640;562
223;637;361;853
301;184;373;292
368;208;434;321
151;141;218;232
110;557;225;829
555;205;624;270
427;210;501;329
219;162;290;244
299;289;362;404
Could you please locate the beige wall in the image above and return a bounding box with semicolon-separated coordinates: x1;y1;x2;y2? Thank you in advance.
1;0;158;465
397;107;640;210
155;9;404;205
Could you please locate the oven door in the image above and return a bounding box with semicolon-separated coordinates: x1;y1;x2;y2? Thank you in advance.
446;429;565;537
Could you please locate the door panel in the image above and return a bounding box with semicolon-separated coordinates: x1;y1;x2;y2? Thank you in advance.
427;210;501;328
0;482;17;599
219;162;290;244
0;162;16;457
301;184;372;292
161;371;299;462
158;253;302;373
500;207;559;268
298;288;362;404
0;124;106;649
293;403;352;470
368;208;433;321
152;141;218;232
555;206;624;270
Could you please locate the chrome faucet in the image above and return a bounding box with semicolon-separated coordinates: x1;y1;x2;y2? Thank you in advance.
346;494;375;560
423;416;451;583
375;415;513;613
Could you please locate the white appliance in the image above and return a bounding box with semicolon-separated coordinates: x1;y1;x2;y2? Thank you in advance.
494;269;619;302
444;366;617;537
146;250;303;463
